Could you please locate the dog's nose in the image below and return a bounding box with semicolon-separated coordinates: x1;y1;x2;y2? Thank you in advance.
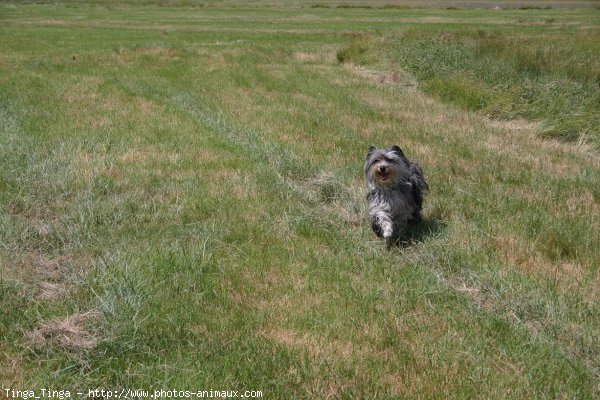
378;165;387;173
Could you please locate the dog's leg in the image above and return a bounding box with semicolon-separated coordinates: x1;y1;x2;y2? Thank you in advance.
370;214;383;238
384;234;394;250
409;210;422;224
372;212;394;249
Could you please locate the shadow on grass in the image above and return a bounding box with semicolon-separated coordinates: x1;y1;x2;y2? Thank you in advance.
397;218;447;247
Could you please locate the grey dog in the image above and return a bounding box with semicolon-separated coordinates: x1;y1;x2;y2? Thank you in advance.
365;145;428;249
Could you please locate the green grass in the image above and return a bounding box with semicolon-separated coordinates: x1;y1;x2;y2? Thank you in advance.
338;29;600;148
1;2;599;398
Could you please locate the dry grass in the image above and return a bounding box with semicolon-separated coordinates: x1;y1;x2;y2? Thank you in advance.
37;281;66;302
261;328;357;361
27;311;101;350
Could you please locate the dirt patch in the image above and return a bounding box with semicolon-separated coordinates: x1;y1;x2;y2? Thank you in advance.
27;311;101;350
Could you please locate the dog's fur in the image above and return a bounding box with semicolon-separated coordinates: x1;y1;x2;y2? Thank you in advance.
365;145;428;249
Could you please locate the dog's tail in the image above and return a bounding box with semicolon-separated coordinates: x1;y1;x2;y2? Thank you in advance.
409;161;428;210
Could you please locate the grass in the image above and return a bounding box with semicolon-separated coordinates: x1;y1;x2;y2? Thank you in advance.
338;30;600;148
1;1;599;398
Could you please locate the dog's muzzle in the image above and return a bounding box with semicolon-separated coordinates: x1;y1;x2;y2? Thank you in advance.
378;165;389;181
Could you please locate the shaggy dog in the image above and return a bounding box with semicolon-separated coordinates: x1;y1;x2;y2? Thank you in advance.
365;145;428;249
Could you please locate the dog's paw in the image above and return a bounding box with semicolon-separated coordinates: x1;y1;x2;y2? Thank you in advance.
384;234;393;250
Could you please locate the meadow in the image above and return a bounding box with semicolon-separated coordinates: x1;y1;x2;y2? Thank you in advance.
1;1;599;398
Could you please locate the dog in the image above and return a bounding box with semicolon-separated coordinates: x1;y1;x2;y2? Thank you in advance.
364;145;428;249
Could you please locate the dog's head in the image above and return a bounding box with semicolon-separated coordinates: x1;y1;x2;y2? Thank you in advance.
364;145;410;190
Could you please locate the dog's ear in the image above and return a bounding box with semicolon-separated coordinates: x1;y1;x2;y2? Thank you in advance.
391;145;405;157
367;145;377;156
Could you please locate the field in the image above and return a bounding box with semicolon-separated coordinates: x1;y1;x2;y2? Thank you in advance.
1;1;599;398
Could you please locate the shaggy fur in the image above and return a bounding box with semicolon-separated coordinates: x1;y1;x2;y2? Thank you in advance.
365;145;428;249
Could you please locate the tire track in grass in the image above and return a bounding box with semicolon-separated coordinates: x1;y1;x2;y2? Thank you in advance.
170;91;312;183
168;90;365;247
118;77;350;211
